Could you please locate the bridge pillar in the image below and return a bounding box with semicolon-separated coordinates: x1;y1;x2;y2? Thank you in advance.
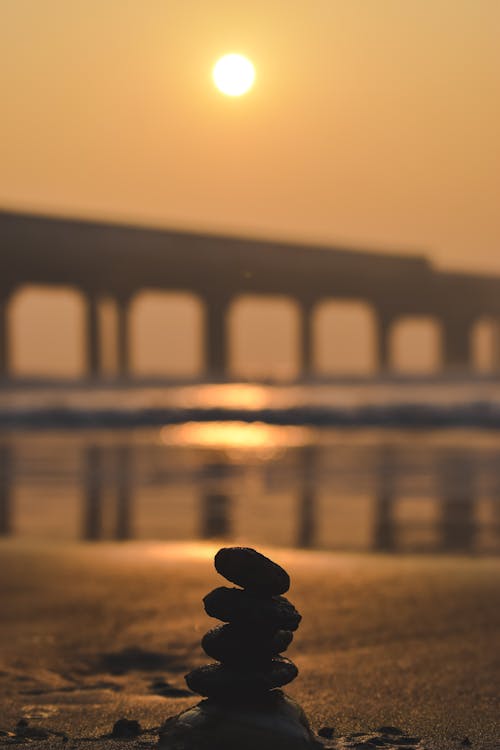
86;294;101;378
116;297;131;377
204;296;230;378
492;319;500;372
298;302;315;377
0;294;10;378
442;316;472;370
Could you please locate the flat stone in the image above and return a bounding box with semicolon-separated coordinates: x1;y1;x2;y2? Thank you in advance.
203;587;302;631
185;657;298;697
202;623;293;664
215;547;290;595
158;690;317;750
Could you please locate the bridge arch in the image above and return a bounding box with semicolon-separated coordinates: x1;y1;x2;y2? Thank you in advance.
228;295;300;380
130;290;203;378
313;299;377;375
390;315;442;373
9;284;86;378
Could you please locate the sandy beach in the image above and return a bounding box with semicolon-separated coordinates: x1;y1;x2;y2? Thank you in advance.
0;540;498;749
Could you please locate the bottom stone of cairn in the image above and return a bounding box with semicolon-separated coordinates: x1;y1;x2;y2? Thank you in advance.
158;690;317;750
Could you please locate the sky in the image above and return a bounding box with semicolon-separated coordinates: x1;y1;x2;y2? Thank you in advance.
2;0;500;272
1;1;499;377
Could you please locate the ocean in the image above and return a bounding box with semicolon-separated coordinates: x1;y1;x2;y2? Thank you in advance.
1;379;499;553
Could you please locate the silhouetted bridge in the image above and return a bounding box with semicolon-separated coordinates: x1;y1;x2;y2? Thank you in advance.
1;209;500;378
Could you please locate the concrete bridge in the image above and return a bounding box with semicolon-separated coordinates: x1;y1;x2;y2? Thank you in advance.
1;209;500;379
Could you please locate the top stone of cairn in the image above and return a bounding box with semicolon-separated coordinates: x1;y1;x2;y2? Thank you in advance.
214;547;290;596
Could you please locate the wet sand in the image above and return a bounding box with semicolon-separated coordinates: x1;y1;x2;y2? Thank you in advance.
0;540;498;749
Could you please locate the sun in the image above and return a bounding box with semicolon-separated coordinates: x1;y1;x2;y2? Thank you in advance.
213;54;255;97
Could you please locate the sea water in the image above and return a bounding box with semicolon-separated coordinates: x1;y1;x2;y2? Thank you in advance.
0;379;499;553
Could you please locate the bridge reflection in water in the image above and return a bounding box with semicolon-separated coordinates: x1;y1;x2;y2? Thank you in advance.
1;428;499;554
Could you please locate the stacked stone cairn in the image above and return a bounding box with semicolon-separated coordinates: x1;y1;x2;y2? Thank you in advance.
159;547;317;749
187;546;300;698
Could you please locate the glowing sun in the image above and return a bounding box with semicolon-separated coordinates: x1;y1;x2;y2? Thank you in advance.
213;54;255;97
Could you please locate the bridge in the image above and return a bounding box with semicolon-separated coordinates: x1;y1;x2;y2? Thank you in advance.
1;208;500;379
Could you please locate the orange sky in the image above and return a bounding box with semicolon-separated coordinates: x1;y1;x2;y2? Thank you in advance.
1;0;500;273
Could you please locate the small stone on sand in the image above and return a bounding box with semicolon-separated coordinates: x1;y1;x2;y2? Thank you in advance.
318;726;335;738
111;718;142;738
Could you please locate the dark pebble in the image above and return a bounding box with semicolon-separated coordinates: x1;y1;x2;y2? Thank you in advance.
214;547;290;595
185;656;298;697
203;587;302;631
202;623;293;664
377;727;404;736
15;724;50;740
111;718;142;738
318;726;336;738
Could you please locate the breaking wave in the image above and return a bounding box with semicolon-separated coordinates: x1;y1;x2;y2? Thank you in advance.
2;401;500;429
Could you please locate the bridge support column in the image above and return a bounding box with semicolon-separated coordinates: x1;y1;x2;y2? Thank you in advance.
492;319;500;373
116;297;131;378
0;294;11;379
86;295;101;378
298;302;314;377
204;296;230;378
442;317;472;370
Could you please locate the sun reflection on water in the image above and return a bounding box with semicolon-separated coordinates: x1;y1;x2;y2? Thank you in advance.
160;420;311;457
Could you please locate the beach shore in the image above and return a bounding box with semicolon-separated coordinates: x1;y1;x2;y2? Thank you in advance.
0;540;498;749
